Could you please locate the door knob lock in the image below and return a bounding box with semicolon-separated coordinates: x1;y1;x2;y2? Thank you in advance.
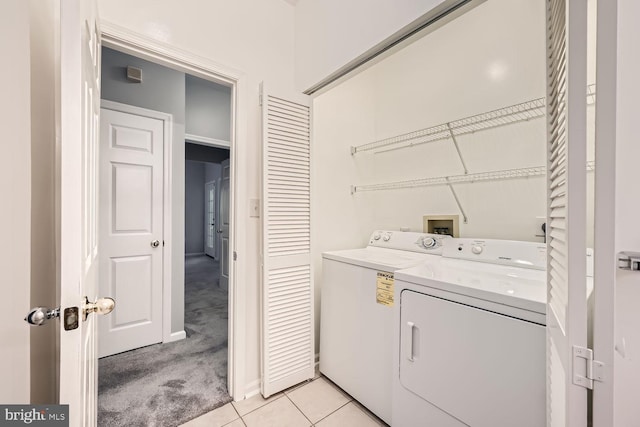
82;297;115;321
25;306;60;326
151;239;160;248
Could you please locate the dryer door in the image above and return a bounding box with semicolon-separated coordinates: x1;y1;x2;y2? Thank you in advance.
399;289;545;427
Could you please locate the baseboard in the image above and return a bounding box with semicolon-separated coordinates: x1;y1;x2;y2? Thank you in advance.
241;353;321;401
185;252;205;257
243;379;262;400
165;330;186;343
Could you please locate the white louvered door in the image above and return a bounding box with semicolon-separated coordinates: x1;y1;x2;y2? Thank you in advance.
545;0;589;426
260;84;314;397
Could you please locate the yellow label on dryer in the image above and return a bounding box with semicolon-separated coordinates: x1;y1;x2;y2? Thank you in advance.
376;271;394;306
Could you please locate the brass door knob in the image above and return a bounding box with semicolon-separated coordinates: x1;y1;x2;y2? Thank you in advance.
83;297;115;321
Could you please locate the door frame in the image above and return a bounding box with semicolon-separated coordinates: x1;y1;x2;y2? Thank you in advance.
99;99;174;346
100;22;247;400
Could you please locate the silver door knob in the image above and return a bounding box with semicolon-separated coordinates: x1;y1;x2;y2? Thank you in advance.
83;297;115;321
25;306;60;326
151;239;160;248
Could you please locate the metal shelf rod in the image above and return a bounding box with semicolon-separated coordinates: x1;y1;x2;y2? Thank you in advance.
351;161;595;194
350;84;596;155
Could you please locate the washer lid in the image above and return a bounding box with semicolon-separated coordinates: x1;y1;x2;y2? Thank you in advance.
395;257;547;314
322;247;437;271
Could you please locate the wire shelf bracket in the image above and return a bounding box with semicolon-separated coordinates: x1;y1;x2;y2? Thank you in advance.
447;179;468;223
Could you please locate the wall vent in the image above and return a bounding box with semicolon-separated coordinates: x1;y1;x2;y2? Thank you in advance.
126;66;142;83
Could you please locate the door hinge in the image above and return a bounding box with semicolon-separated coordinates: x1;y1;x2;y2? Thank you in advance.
573;345;604;389
233;251;237;261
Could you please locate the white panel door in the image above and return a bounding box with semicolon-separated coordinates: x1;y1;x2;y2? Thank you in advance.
219;159;230;289
260;85;314;397
58;0;105;424
205;181;216;258
98;108;164;358
545;0;589;426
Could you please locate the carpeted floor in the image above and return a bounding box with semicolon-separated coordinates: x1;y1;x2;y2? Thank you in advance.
98;255;231;427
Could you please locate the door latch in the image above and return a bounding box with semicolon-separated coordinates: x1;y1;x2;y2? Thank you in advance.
25;306;79;330
618;252;640;271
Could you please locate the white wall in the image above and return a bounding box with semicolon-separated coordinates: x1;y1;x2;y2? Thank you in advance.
294;0;450;91
614;0;640;423
312;0;550;351
0;0;31;403
98;0;296;396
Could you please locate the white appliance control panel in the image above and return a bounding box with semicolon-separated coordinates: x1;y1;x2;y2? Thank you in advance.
369;230;452;255
443;238;547;270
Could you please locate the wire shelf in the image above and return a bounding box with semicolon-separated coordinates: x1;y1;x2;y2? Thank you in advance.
351;161;595;194
351;84;597;155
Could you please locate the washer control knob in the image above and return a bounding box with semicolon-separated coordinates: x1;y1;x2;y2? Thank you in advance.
373;232;381;240
472;245;483;255
382;234;391;242
421;237;437;249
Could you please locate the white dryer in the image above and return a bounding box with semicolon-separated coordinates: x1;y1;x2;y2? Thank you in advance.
392;238;549;427
320;230;451;425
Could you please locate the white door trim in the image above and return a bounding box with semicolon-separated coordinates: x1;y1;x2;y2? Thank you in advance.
100;21;247;400
100;99;177;345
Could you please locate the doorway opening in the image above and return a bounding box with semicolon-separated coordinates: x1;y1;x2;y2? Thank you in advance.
96;44;237;426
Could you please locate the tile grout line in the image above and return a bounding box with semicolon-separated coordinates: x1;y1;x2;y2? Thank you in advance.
284;393;315;426
233;393;284;418
310;399;352;425
228;401;246;427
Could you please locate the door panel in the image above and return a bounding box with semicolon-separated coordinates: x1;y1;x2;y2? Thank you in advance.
205;181;216;258
260;85;314;397
59;0;101;424
219;159;230;289
545;0;589;425
98;108;164;358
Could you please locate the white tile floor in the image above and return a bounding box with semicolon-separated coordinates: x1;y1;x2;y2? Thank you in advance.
179;376;388;427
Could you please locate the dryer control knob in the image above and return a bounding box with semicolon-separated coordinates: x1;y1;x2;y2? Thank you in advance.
373;233;381;240
382;234;391;242
421;237;437;249
472;245;483;255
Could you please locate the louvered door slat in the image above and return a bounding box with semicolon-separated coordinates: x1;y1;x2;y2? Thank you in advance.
261;85;314;398
545;0;588;426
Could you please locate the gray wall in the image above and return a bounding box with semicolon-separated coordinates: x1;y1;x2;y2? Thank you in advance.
186;142;230;163
102;47;186;123
185;161;205;254
205;162;222;184
185;75;231;141
101;47;187;335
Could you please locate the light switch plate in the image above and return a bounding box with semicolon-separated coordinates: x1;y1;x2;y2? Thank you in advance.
250;199;260;218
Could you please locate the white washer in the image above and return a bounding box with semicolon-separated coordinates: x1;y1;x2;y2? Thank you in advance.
392;238;549;427
320;230;451;424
